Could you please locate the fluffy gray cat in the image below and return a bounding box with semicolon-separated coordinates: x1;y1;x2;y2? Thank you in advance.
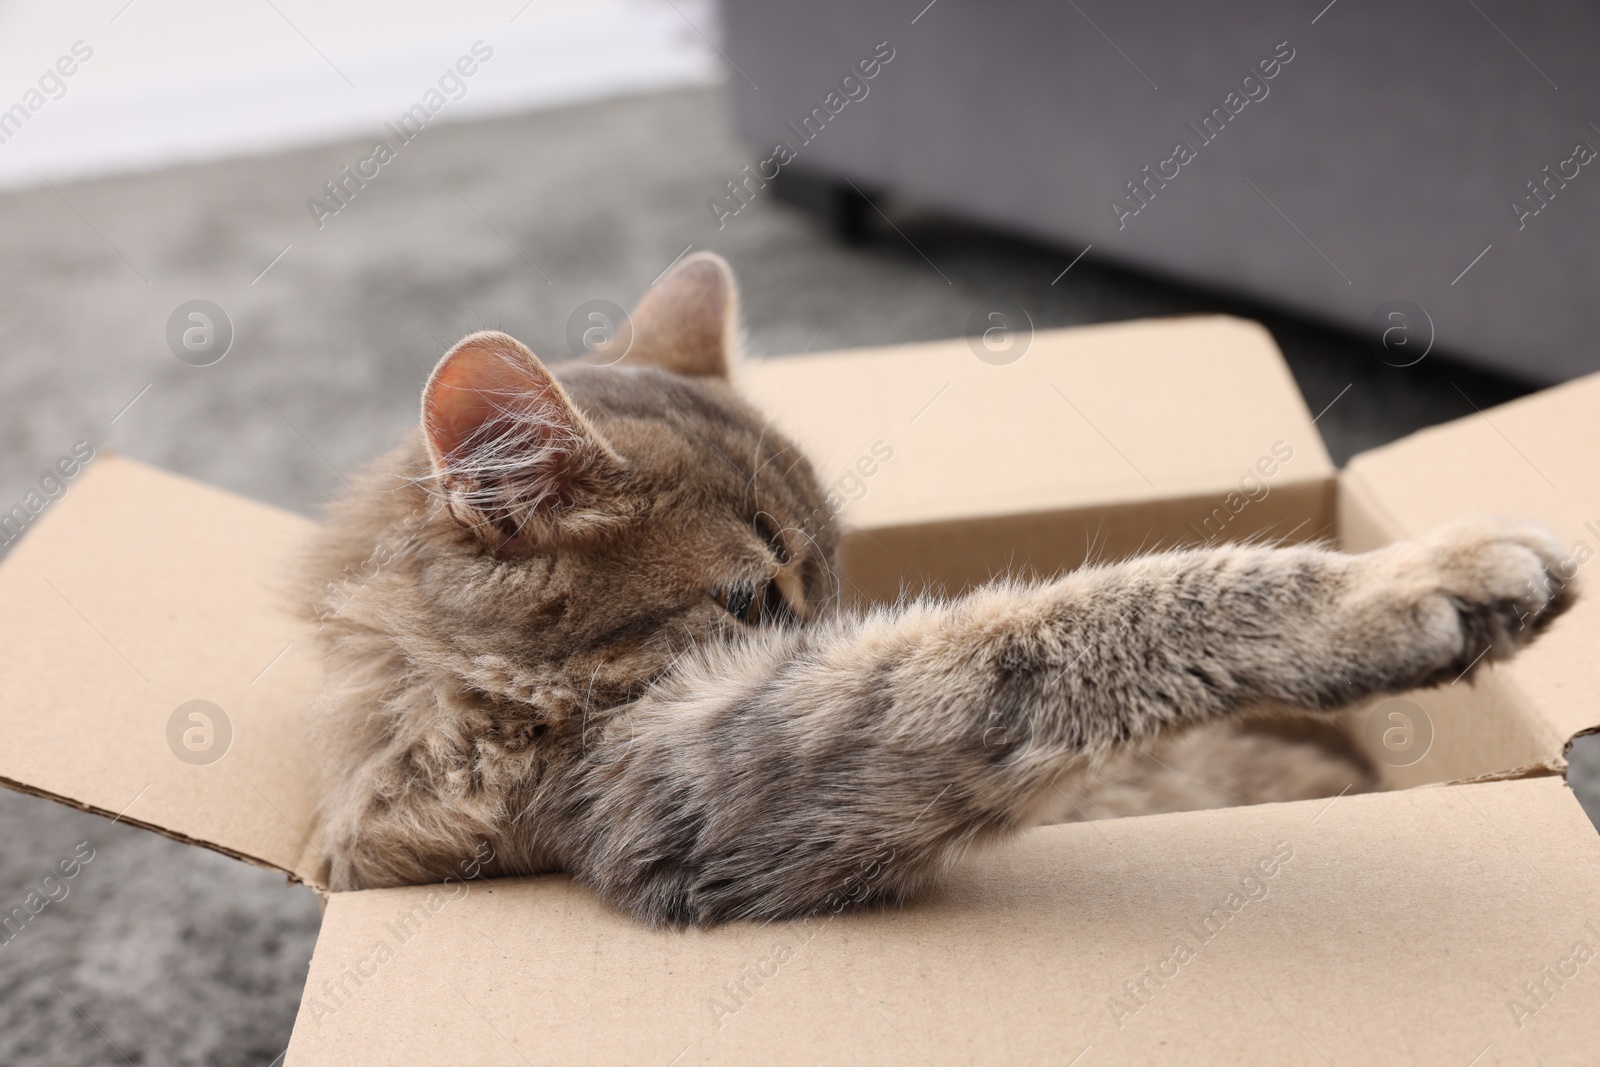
301;253;1574;925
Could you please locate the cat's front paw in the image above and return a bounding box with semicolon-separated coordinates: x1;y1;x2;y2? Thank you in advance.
1382;518;1576;686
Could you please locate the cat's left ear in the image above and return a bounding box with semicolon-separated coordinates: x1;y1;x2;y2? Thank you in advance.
623;251;740;378
421;330;623;552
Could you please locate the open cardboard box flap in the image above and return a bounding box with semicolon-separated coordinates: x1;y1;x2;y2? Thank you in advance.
1;315;1597;1064
738;317;1337;603
0;457;326;886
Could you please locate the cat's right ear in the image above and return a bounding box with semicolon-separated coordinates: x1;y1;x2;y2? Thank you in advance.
422;330;623;552
623;251;740;378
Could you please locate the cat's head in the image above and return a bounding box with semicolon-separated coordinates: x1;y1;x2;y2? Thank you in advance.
409;253;837;695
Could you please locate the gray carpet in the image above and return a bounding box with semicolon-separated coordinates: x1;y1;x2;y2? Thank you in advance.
0;85;1593;1065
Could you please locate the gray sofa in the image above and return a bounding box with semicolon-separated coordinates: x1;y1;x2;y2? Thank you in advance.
719;0;1599;382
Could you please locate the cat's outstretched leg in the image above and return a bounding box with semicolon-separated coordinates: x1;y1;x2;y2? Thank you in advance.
558;519;1573;925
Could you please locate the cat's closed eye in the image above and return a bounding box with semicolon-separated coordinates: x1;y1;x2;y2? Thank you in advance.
713;581;762;624
712;579;797;627
711;515;800;626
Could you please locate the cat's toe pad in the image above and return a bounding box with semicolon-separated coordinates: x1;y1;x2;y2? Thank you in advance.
1404;518;1576;682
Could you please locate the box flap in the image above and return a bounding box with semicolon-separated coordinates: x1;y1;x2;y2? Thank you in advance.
286;776;1600;1065
0;455;326;886
1341;373;1600;779
741;316;1336;601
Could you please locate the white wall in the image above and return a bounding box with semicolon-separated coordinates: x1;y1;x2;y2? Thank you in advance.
0;0;721;188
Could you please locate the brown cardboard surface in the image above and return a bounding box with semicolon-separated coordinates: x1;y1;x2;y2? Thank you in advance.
285;776;1600;1066
741;316;1336;602
1340;372;1600;783
0;455;326;884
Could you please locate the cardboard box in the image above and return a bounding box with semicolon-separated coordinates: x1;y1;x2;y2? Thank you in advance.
1;316;1596;1064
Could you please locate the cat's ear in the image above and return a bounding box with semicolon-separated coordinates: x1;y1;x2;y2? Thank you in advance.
422;330;622;551
623;251;740;378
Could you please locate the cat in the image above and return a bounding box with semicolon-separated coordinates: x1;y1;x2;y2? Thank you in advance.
301;252;1574;926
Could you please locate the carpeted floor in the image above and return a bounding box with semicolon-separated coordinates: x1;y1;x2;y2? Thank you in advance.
0;85;1594;1065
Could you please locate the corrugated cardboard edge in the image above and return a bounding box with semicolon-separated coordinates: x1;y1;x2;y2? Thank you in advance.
0;771;319;891
1428;758;1567;787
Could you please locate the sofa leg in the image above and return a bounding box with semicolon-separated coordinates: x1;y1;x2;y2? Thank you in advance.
771;167;881;244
